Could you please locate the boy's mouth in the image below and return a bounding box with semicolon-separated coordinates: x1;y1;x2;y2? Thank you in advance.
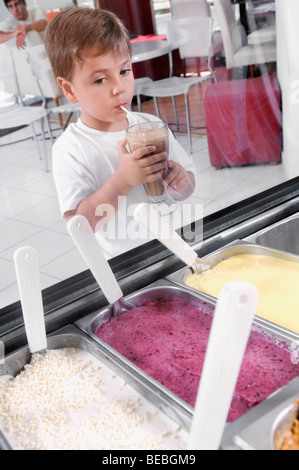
117;104;127;111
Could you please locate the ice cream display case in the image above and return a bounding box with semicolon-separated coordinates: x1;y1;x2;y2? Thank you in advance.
1;287;298;450
1;182;299;450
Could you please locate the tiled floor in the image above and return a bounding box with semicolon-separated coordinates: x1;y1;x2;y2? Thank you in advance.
0;100;288;310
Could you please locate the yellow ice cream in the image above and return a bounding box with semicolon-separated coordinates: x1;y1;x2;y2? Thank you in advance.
186;254;299;333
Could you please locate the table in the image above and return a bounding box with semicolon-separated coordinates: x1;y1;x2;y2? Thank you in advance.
131;39;171;64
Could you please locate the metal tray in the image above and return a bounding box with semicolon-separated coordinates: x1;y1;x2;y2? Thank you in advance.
0;324;193;450
166;240;299;339
220;376;299;450
245;213;299;256
75;280;298;439
75;280;213;428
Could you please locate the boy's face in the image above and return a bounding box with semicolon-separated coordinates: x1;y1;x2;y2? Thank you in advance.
59;48;134;132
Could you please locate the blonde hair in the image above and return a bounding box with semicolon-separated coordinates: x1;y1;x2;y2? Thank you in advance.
45;7;131;81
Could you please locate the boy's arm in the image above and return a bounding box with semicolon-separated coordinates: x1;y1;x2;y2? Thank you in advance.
64;170;133;231
65;138;168;232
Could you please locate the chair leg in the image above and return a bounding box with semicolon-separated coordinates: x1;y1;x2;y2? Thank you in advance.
40;117;49;172
208;57;218;83
46;114;54;145
63;112;74;131
171;96;179;130
54;98;63;126
137;93;142;112
153;97;161;119
184;93;192;154
30;122;42;160
31;118;50;172
195;58;201;76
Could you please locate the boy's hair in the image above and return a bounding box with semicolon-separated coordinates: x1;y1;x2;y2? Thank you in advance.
45;7;132;81
4;0;25;7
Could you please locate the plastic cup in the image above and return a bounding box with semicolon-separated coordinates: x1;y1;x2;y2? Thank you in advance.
126;121;169;203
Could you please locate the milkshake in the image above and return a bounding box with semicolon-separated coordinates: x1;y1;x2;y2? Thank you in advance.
126;121;169;203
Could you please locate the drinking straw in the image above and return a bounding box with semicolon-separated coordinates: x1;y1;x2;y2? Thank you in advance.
120;106;142;130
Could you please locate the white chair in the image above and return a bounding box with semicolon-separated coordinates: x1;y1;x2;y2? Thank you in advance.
247;24;276;46
246;0;276;46
214;0;276;78
133;77;153;112
3;33;66;125
0;44;52;172
171;0;224;77
135;17;216;153
25;44;81;130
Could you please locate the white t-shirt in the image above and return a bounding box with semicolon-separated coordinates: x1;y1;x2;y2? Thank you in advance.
52;112;196;259
0;8;47;44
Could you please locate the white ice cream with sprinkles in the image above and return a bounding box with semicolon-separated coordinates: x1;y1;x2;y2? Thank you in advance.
0;348;188;450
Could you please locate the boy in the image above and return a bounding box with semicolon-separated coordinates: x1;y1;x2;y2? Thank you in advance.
45;7;196;259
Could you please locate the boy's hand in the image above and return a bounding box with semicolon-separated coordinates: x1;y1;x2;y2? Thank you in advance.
163;161;195;200
116;138;167;189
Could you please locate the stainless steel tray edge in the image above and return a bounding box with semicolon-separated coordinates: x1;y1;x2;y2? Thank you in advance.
75;279;215;335
220;376;299;450
245;212;299;246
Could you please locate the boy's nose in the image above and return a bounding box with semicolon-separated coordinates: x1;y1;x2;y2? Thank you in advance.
112;77;125;96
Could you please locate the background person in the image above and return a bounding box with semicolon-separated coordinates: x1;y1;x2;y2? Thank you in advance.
0;0;47;49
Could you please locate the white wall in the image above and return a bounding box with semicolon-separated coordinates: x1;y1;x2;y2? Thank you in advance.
34;1;73;10
34;0;94;10
0;1;10;21
276;0;299;179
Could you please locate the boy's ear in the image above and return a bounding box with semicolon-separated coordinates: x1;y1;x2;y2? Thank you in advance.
56;77;79;103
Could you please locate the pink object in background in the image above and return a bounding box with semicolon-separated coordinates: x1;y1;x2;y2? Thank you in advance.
131;34;167;42
204;77;281;169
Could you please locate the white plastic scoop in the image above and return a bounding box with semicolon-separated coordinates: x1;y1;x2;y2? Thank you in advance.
188;280;259;450
134;203;213;273
67;215;135;317
14;246;47;356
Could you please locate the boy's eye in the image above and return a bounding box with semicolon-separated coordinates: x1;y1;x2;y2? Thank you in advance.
120;68;132;76
95;77;106;85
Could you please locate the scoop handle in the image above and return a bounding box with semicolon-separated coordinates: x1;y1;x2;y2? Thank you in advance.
67;215;123;304
14;246;47;354
134;203;198;269
188;281;259;450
